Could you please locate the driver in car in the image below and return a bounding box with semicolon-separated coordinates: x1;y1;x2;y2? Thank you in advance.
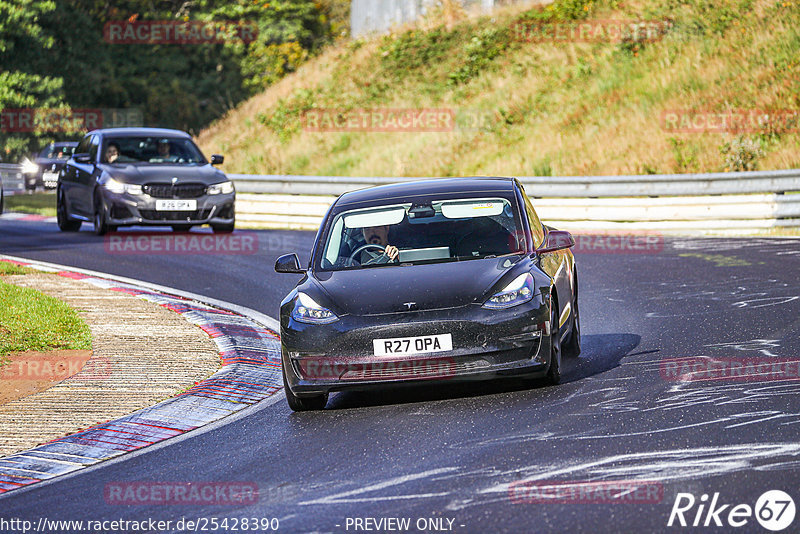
154;139;179;162
360;225;399;264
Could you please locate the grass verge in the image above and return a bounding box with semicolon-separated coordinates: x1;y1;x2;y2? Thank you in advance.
0;270;92;359
4;192;57;217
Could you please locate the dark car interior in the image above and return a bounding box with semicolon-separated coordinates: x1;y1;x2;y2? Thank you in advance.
328;212;520;269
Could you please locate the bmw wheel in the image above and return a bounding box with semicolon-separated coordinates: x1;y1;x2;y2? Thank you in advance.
57;187;81;232
93;192;115;236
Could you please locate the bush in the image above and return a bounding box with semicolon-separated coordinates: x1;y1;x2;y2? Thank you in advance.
720;135;764;171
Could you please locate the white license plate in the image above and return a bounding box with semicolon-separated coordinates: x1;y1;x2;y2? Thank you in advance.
373;334;453;356
155;199;197;211
43;172;59;182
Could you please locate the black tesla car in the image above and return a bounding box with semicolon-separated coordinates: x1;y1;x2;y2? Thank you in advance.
22;141;78;190
57;128;235;235
275;177;580;411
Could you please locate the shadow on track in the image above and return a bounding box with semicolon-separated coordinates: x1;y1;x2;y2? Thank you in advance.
325;333;643;410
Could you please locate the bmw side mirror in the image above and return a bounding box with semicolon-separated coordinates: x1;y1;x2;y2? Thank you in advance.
537;230;575;254
210;154;224;165
73;153;91;164
275;253;304;274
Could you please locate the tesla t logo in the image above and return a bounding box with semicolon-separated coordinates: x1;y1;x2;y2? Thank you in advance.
402;302;418;311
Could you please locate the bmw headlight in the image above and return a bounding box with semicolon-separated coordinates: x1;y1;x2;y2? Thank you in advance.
207;181;234;195
22;158;39;174
103;178;142;195
291;292;339;324
483;273;535;310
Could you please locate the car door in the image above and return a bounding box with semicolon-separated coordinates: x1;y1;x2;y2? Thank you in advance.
62;135;91;215
71;134;101;217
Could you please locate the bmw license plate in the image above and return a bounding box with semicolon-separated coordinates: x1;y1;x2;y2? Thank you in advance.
373;334;453;356
155;199;197;211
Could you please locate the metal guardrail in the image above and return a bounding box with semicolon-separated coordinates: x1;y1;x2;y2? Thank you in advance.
230;170;800;232
0;164;25;195
229;169;800;197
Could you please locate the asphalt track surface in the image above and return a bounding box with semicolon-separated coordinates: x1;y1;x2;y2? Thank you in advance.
1;219;800;533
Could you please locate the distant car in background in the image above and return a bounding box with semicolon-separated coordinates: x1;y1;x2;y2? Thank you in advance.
22;142;79;190
57;127;234;235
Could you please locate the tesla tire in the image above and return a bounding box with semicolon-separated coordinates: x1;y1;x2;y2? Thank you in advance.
546;297;562;385
562;274;581;358
283;365;328;412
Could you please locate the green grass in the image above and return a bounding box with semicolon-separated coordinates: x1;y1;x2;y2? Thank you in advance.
5;192;57;217
0;276;92;358
0;262;35;275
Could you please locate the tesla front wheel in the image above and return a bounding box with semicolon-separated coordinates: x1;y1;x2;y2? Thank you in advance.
283;365;328;412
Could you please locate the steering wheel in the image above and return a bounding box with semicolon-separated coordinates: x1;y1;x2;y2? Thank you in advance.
347;243;386;266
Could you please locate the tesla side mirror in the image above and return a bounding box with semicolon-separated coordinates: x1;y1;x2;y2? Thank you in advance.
73;153;91;164
537;230;575;254
275;253;304;274
210;154;224;165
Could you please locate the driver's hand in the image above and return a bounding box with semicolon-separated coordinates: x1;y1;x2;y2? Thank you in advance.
385;245;399;261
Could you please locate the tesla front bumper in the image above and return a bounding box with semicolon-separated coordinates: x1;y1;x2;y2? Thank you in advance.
281;299;553;396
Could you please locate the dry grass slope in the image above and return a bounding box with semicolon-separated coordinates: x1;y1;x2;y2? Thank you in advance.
197;0;800;177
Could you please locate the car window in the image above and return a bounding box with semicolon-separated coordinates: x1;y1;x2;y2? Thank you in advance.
75;135;91;155
319;197;524;271
522;192;545;248
101;136;207;164
88;136;99;162
39;145;75;159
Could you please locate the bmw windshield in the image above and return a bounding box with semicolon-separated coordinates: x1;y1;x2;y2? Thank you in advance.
101;136;207;165
319;197;525;271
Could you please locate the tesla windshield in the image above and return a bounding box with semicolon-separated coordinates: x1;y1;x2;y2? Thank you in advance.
101;136;207;164
319;197;524;270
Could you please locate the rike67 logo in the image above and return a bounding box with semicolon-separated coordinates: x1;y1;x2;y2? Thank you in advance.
668;490;795;531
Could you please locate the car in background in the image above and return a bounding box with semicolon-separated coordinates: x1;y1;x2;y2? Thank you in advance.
57;127;235;235
22;142;78;190
274;177;580;411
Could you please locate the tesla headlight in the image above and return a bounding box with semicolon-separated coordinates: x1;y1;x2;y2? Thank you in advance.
483;273;535;310
207;181;234;195
291;292;339;324
103;178;142;195
22;158;39;174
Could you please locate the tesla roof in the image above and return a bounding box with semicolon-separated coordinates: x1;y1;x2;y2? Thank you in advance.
335;177;517;207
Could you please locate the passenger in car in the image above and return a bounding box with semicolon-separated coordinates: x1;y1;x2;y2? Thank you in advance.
104;143;120;163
